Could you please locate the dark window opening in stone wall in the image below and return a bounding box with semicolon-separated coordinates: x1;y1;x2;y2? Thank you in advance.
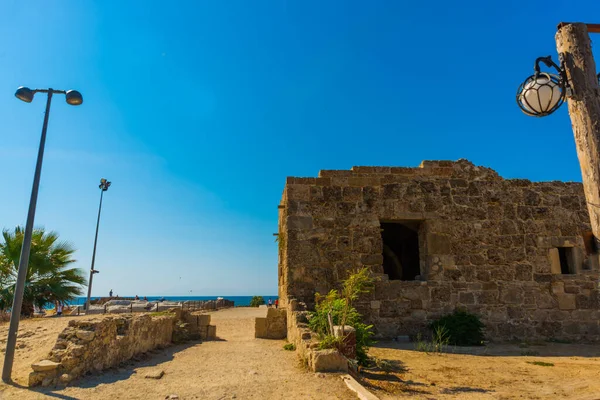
381;221;421;281
558;247;576;274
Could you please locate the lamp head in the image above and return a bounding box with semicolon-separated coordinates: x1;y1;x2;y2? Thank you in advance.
65;90;83;105
15;87;34;103
99;178;111;191
516;56;566;117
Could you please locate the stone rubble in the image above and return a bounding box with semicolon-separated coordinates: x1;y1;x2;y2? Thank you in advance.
28;309;218;387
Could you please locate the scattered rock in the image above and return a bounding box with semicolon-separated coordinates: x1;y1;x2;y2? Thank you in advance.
165;395;179;399
311;349;348;373
17;342;26;349
145;370;165;379
41;376;55;387
32;360;60;372
70;344;85;357
249;370;258;375
59;373;73;384
76;330;95;341
315;373;326;378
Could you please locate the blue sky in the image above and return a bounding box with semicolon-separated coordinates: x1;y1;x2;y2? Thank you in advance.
0;1;599;296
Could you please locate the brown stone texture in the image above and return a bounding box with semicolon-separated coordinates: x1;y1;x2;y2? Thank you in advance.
255;308;287;339
29;309;214;387
278;159;600;342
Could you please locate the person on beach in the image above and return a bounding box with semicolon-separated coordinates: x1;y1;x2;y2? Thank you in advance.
109;289;113;297
275;299;279;309
268;298;272;307
143;296;148;301
56;301;63;316
135;295;139;300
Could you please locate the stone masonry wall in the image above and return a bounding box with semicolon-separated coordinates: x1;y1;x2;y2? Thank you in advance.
279;159;600;342
29;310;216;387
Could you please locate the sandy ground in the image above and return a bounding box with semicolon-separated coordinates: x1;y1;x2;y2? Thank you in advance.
364;341;600;400
0;307;355;400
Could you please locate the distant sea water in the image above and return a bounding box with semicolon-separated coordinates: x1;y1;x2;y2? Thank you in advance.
62;295;279;308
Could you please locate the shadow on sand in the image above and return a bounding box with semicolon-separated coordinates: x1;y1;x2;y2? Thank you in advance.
373;340;600;358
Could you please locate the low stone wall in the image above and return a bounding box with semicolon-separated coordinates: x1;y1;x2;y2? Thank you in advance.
184;298;235;310
255;308;287;339
285;302;348;373
29;310;217;387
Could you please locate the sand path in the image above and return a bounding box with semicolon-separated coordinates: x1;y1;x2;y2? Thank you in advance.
0;307;355;399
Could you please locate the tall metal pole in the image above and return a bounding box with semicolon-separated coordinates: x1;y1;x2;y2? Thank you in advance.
2;92;53;382
85;188;105;313
556;23;600;255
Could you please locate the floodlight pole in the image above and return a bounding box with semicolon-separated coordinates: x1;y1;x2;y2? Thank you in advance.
2;92;53;382
85;180;110;313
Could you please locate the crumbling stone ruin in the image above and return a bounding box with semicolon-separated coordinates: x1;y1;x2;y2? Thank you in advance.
29;309;216;387
277;159;600;342
255;308;287;339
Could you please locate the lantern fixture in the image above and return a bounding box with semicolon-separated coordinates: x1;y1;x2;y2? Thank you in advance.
516;56;566;117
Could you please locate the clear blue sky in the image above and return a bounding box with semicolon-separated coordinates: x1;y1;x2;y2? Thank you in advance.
0;1;599;296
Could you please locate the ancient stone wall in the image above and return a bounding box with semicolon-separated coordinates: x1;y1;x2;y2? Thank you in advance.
279;159;600;342
255;308;287;339
285;301;348;372
29;310;217;387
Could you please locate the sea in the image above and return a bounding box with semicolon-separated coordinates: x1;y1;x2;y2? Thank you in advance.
62;295;279;308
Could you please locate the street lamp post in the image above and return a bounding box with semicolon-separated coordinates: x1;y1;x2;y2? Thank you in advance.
2;87;83;383
516;23;600;255
85;179;111;313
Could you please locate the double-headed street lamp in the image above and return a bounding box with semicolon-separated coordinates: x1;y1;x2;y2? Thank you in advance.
2;87;83;382
85;178;111;313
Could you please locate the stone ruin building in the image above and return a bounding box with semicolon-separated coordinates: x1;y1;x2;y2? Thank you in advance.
277;159;600;342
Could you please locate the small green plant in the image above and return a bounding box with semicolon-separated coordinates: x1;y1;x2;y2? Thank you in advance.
431;325;450;352
149;311;173;317
547;337;572;344
413;327;450;354
249;296;265;307
283;343;296;351
308;267;375;366
429;309;485;346
527;361;554;367
521;350;541;356
317;335;344;350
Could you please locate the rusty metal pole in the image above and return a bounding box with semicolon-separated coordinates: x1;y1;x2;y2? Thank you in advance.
556;23;600;257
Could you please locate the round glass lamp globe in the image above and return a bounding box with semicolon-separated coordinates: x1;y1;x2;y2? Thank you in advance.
519;75;562;114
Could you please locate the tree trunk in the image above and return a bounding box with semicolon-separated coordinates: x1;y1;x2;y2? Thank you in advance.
556;23;600;263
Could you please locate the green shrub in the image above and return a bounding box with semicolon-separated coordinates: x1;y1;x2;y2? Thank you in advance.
527;361;554;367
308;267;375;366
249;296;265;307
429;309;485;346
283;343;296;351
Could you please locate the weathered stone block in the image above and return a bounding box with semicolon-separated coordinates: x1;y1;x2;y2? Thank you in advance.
196;314;211;327
287;216;313;231
75;330;95;341
557;293;576;310
207;325;217;340
459;292;475;305
31;360;60;372
255;317;267;338
311;349;348;373
427;233;451;254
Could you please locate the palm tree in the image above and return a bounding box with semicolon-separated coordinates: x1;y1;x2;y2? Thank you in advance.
0;227;87;316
